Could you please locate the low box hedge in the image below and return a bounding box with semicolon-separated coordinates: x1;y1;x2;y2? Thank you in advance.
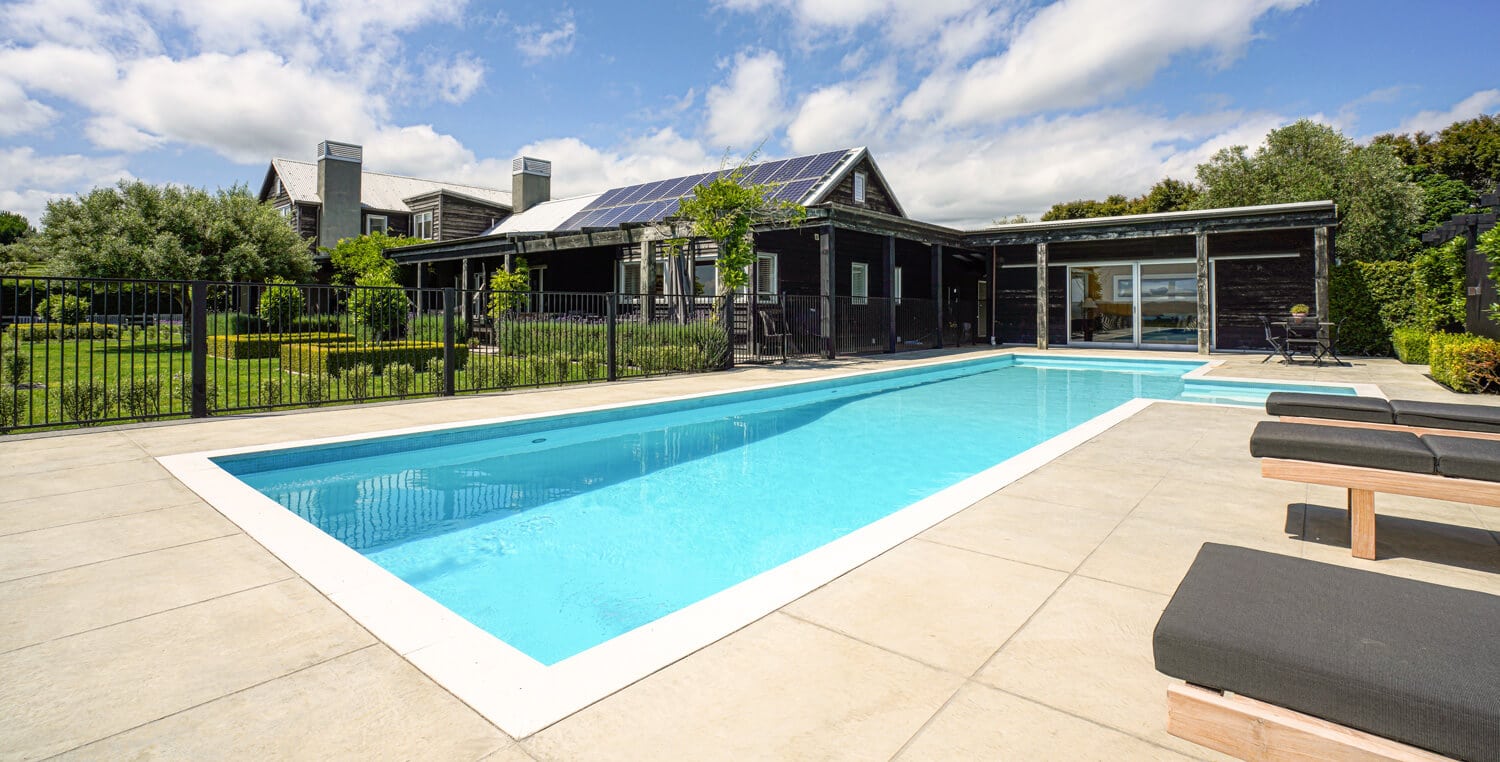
1391;326;1432;365
8;322;119;340
208;332;354;359
281;341;468;377
1429;333;1500;393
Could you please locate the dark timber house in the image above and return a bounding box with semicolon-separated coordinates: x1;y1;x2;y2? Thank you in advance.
257;141;513;268
262;143;1336;357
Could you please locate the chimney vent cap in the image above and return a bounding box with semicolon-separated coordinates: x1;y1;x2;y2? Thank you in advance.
318;141;363;163
513;157;551;177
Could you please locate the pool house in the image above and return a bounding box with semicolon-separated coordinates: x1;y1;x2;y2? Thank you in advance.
387;148;1336;357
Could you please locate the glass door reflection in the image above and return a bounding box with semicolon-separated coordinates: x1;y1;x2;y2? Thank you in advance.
1068;265;1135;344
1138;263;1197;346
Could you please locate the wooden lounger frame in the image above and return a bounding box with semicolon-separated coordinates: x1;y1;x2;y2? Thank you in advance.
1261;458;1500;560
1166;683;1451;761
1278;415;1500;442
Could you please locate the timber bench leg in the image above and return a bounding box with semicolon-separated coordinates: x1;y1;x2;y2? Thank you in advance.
1349;488;1376;560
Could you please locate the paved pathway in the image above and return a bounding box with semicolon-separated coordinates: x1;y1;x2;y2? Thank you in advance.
2;350;1496;760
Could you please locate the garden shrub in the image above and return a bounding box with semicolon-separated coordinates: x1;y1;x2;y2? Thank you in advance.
207;332;354;359
426;357;445;390
0;390;24;430
409;313;468;343
1412;238;1467;332
1429;333;1500;393
35;294;88;323
174;374;218;413
465;356;507;390
10;323;119;341
383;363;416;397
56;380;108;423
208;311;342;335
280;341;466;377
1329;260;1417;356
296;373;330;406
349;274;410;340
258;378;284;408
1391;327;1432;365
3;351;28;387
257;278;305;330
120;376;163;418
344;363;374;400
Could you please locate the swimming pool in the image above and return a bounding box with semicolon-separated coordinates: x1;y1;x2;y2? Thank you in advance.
165;352;1366;734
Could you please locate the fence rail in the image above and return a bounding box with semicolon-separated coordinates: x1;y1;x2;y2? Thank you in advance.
1;276;960;433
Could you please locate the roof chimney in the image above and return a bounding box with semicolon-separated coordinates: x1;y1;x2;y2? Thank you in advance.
317;140;362;249
511;157;551;214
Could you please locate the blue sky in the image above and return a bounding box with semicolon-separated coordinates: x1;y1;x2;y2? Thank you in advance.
2;0;1497;227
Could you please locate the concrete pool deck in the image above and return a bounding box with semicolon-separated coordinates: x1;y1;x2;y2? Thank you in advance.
3;349;1498;760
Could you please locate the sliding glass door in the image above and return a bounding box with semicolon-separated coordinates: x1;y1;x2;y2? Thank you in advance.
1067;260;1198;348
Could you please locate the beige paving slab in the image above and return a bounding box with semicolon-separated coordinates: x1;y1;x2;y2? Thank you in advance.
523;612;964;761
1298;503;1500;592
895;681;1204;762
1075;510;1302;596
0;579;374;759
3;433;149;476
974;575;1212;758
0;477;204;536
0;504;238;582
921;494;1125;572
54;645;510;761
997;463;1162;515
0;534;293;653
784;538;1066;675
1;456;173;502
1126;476;1309;535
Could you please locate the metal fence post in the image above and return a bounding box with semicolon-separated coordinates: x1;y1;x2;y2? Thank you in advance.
190;281;208;418
442;288;456;396
722;295;735;369
606;292;618;382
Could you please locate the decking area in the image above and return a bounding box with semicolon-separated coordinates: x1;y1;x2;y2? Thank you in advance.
3;349;1497;760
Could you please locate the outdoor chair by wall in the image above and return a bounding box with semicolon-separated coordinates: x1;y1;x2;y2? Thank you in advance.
1257;315;1287;363
756;308;789;363
1266;392;1500;441
1155;543;1500;762
1249;420;1500;559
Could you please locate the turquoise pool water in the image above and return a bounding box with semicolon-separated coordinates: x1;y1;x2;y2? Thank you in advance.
219;356;1353;665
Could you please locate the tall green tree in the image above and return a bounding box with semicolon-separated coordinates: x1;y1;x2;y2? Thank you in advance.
0;211;32;245
1039;178;1199;221
324;230;425;284
1194;120;1421;261
1376;114;1500;194
17;181;314;281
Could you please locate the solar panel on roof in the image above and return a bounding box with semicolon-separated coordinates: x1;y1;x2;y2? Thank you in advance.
741;160;783;185
770;178;818;203
612;182;652;206
640;199;672;221
590;187;625;208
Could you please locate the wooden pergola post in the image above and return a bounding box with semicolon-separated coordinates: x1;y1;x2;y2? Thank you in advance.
640;239;657;317
1196;231;1211;354
1035;242;1049;350
820;224;837;359
931;244;944;349
1314;226;1330;337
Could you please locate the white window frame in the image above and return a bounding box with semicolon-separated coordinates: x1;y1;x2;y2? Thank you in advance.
853;171;867;203
272;176;281;197
276;204;291;218
413;210;434;240
851;262;869;305
365;214;388;235
754;252;778;303
893;265;903;304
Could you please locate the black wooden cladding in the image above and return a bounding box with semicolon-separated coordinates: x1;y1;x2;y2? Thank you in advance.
821;157;901;217
1212;254;1315;350
963;206;1335;247
993;266;1036;344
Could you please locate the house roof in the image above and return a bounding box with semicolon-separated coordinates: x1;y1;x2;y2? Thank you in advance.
481;147;885;236
266;158;512;213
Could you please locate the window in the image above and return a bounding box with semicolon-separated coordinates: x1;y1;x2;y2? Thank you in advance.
365;215;388;235
755;253;778;302
276;204;291;218
272;176;281;197
893;265;903;304
618;260;661;296
851;262;869;305
853;171;867;203
413;211;434;240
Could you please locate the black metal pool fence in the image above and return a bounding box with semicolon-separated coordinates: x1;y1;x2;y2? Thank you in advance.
0;276;958;433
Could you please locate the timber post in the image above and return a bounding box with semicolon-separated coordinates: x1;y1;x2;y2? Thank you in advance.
1196;231;1211;354
1035;242;1049;350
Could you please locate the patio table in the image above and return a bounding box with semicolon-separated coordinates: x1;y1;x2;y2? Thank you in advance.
1271;320;1343;366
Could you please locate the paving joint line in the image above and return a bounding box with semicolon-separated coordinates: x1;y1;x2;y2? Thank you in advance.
0;526;243;586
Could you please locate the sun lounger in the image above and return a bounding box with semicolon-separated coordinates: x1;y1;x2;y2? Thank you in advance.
1154;543;1500;762
1266;392;1500;441
1250;420;1500;558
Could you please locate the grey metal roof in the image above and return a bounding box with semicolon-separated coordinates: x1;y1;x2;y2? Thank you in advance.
269;158;512;212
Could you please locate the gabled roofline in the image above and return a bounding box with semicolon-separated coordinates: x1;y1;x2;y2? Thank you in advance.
804;147;907;218
401;187;514;210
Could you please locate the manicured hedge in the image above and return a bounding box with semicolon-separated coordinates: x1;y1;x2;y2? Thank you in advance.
8;322;119;340
281;341;468;377
1329;260;1418;356
208;312;343;335
1391;327;1432;365
208;332;354;359
1428;333;1500;393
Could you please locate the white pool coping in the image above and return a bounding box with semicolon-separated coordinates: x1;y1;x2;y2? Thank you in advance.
157;352;1378;737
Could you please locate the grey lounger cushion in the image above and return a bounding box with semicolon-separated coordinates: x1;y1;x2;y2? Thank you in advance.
1264;392;1393;423
1423;435;1500;482
1249;421;1433;473
1392;399;1500;433
1154;543;1500;761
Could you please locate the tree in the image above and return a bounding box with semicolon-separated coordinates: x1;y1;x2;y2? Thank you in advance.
324;230;425;284
1039;179;1198;221
1376;114;1500;195
0;211;32;245
1416;173;1478;229
487;258;531;317
1194;120;1421;261
16;181;314;281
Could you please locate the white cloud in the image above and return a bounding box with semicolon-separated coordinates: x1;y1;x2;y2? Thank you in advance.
704;50;787;150
0;148;134;222
515;11;577;63
1397;89;1500;134
425;54;487;104
906;0;1309;126
514;129;716;199
0;79;58;136
786;67;898;153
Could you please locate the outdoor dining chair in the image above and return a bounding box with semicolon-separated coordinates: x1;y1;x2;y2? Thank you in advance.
1257;315;1287;363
